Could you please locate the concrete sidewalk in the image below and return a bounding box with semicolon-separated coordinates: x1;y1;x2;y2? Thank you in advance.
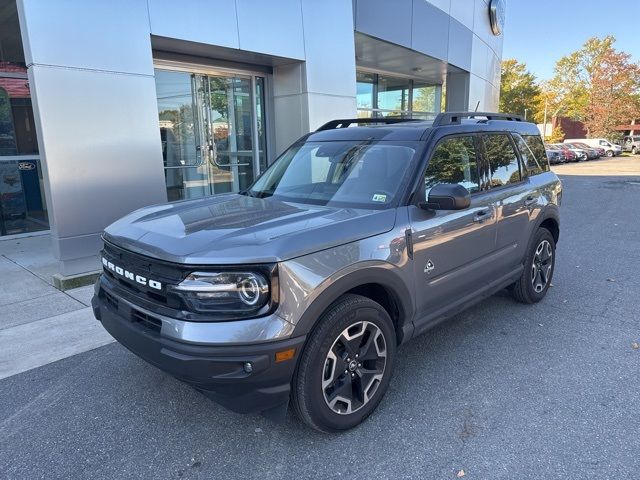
0;234;113;380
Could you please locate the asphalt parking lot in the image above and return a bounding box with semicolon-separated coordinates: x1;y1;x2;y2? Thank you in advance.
1;155;639;480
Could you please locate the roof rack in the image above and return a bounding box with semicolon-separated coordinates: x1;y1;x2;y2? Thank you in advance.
316;117;421;131
432;112;523;127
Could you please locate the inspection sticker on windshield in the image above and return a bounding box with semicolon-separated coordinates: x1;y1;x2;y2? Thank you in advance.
372;193;387;202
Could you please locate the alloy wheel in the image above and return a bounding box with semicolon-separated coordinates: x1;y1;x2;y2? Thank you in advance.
531;240;553;293
322;321;387;415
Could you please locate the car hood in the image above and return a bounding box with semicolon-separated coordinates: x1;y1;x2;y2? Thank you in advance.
103;194;397;264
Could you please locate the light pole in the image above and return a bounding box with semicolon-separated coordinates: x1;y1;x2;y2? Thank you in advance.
524;108;529;121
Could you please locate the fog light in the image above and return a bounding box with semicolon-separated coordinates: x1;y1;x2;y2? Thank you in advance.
243;362;253;373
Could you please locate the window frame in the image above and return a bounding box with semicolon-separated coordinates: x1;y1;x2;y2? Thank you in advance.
517;133;550;175
477;132;526;192
420;133;484;197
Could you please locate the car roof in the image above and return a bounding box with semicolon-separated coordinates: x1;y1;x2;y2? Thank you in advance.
306;113;541;142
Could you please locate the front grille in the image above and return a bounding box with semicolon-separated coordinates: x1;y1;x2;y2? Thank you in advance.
101;241;186;309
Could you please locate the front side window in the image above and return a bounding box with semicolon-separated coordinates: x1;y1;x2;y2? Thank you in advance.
248;141;417;208
424;136;480;194
482;134;522;188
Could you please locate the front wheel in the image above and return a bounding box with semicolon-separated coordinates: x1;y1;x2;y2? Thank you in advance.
292;294;396;432
606;150;614;157
632;147;637;155
511;228;556;304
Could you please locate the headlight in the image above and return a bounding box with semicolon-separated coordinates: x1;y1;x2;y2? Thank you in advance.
171;271;271;315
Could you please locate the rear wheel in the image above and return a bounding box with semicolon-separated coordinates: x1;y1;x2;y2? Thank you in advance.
632;146;637;155
292;294;396;432
511;228;556;304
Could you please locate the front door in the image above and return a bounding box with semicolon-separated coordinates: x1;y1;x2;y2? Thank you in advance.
155;68;267;202
409;134;498;333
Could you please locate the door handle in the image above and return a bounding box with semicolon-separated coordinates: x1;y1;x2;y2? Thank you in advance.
524;195;538;206
473;209;492;223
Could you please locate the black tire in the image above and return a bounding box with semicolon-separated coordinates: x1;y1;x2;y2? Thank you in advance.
632;147;637;155
606;150;614;157
511;228;556;304
292;294;396;432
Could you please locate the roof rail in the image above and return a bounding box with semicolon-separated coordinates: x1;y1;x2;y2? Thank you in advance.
432;112;523;127
316;117;420;131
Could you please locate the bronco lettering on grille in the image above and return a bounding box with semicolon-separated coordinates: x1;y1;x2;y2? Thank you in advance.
102;257;162;290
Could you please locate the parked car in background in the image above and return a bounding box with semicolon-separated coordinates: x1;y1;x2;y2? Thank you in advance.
553;143;586;161
549;144;577;162
622;135;640;154
565;142;600;160
565;138;622;157
545;145;566;164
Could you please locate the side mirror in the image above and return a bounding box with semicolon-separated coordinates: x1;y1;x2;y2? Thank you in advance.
419;183;471;211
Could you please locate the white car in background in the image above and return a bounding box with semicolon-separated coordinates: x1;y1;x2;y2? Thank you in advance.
564;138;622;157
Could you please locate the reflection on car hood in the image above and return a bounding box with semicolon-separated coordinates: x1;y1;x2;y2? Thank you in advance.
104;194;396;264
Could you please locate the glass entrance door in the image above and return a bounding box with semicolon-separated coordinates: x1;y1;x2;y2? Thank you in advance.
155;68;267;201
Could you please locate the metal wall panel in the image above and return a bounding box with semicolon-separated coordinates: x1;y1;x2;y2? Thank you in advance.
447;17;473;71
18;0;153;75
301;0;356;98
426;0;451;14
28;66;166;240
148;0;240;49
471;33;492;83
236;0;305;60
272;92;308;155
468;73;489;111
449;0;474;29
306;93;356;131
355;0;413;49
445;72;470;111
411;0;450;60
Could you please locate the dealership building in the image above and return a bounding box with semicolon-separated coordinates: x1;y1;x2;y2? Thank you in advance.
0;0;505;283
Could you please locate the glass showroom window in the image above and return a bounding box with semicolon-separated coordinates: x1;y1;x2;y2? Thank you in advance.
356;70;440;120
0;0;48;237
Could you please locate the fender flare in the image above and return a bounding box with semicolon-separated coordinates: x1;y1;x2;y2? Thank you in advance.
523;205;560;263
534;204;560;241
291;264;415;343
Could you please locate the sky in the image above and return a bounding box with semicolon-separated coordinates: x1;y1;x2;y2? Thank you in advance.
502;0;640;81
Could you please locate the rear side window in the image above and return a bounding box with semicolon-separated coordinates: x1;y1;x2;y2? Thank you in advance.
515;134;549;175
481;134;521;188
424;136;480;194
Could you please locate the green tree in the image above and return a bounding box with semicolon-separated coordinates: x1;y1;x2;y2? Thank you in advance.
499;59;541;120
544;36;640;137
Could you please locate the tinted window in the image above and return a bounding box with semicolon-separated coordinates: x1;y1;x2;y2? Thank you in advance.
424;136;480;194
482;134;521;188
515;134;549;175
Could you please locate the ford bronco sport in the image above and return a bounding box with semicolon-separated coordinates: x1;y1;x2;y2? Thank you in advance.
92;112;562;432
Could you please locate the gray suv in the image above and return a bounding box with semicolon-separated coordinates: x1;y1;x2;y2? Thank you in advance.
92;112;562;432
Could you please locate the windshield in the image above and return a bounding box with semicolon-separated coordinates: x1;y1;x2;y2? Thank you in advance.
247;141;419;208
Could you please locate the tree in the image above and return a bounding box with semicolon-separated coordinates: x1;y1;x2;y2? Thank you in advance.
545;36;640;137
499;59;541;120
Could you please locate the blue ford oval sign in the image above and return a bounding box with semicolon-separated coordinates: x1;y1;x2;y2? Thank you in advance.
489;0;506;36
18;162;36;171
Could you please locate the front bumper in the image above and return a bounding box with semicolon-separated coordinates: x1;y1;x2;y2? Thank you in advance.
92;279;306;415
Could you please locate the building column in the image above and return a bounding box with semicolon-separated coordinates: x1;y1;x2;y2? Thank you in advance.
272;0;357;155
445;72;470;112
17;0;167;278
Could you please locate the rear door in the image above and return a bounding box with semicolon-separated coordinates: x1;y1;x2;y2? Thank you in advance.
477;132;535;276
409;134;498;329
